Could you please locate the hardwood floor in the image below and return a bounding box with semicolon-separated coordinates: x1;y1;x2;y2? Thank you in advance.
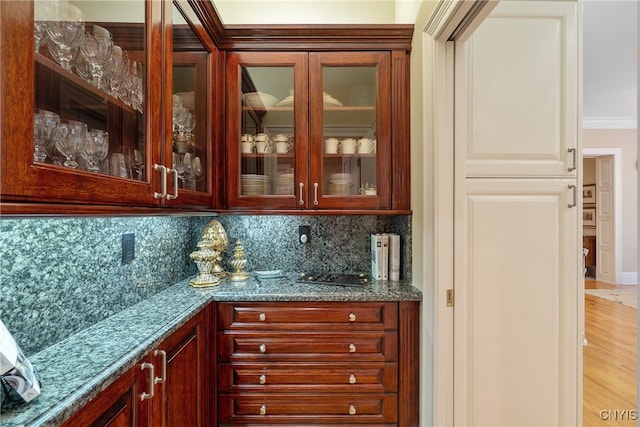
583;279;637;426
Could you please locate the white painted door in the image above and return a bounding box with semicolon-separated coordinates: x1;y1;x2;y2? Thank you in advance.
595;156;617;283
453;1;582;426
455;1;578;178
454;179;580;426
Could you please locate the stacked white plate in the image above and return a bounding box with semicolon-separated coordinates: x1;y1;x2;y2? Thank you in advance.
242;92;278;109
327;172;353;195
276;173;294;195
241;174;269;195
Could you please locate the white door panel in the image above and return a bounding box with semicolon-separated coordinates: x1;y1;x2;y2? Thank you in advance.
456;1;578;178
455;179;580;426
596;156;617;283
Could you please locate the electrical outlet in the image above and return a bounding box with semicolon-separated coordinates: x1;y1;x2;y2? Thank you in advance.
122;233;135;264
299;225;311;244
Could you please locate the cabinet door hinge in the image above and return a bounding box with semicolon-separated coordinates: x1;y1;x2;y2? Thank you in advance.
446;289;454;307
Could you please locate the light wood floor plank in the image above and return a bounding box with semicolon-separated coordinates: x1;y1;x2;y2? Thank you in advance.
583;279;637;426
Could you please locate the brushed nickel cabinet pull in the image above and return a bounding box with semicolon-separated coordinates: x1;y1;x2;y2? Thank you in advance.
140;362;155;401
260;405;267;415
567;148;577;171
349;374;356;384
153;164;166;199
259;374;266;384
154;350;166;384
348;312;356;322
166;167;179;200
259;312;266;321
259;343;266;353
298;182;304;205
568;185;577;208
313;182;319;205
348;343;356;353
349;405;357;415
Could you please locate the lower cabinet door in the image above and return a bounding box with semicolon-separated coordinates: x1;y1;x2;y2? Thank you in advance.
152;309;207;427
61;364;152;427
218;393;397;424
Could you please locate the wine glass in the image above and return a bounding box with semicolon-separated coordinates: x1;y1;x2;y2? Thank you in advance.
103;48;129;97
34;109;60;163
82;129;109;172
33;0;55;52
123;61;143;111
45;2;84;71
79;25;113;89
133;148;145;181
54;119;87;169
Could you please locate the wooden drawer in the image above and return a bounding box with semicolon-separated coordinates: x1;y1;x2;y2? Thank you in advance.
218;302;398;331
218;393;397;424
218;331;398;362
218;362;397;393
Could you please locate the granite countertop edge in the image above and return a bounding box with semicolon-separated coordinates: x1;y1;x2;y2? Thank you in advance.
1;274;421;427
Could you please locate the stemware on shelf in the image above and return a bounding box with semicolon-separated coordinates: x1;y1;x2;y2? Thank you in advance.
103;47;129;97
82;129;109;172
44;2;84;71
79;25;113;89
54;119;87;169
33;109;60;163
123;60;143;112
33;0;56;52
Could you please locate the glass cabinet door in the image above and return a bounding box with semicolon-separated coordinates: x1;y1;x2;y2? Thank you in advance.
310;52;391;209
31;0;153;202
226;52;308;209
169;1;213;205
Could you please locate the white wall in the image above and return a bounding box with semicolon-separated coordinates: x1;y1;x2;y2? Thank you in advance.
213;0;397;24
584;128;638;278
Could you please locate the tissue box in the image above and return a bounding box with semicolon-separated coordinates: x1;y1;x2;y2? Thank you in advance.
0;319;41;403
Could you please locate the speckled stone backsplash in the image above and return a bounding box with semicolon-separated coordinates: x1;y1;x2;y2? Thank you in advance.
1;214;410;356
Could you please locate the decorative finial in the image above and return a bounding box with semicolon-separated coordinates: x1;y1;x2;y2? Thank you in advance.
229;241;249;282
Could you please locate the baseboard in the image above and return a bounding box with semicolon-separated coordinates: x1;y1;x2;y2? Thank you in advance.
621;272;638;285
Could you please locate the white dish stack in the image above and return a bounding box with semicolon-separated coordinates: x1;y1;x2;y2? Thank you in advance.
241;174;269;195
276;173;294;195
327;172;353;195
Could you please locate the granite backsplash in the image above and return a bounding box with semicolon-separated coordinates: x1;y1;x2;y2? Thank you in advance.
0;214;411;356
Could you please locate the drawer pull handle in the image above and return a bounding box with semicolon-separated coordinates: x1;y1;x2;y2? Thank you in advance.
259;374;266;384
154;349;167;384
140;362;155;401
349;405;357;415
348;312;356;322
349;374;356;384
260;405;267;415
348;343;356;353
259;312;266;321
259;344;266;353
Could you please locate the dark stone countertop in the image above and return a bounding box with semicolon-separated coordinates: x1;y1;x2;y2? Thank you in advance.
0;274;421;426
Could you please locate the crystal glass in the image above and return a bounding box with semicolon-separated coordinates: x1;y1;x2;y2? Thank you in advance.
45;3;84;71
123;61;143;111
79;25;113;89
54;119;87;169
34;0;55;52
34;109;60;163
82;129;109;172
103;48;129;97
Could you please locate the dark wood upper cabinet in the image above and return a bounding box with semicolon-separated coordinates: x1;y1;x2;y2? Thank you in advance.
0;1;412;215
223;29;412;213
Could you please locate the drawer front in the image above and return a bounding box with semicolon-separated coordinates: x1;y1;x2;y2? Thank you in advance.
218;362;398;393
218;393;397;424
218;302;398;331
218;331;398;362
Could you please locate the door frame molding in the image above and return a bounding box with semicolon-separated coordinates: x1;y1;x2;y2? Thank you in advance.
583;148;623;284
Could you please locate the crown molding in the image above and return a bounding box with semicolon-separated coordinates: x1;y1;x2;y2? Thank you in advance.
583;116;638;129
